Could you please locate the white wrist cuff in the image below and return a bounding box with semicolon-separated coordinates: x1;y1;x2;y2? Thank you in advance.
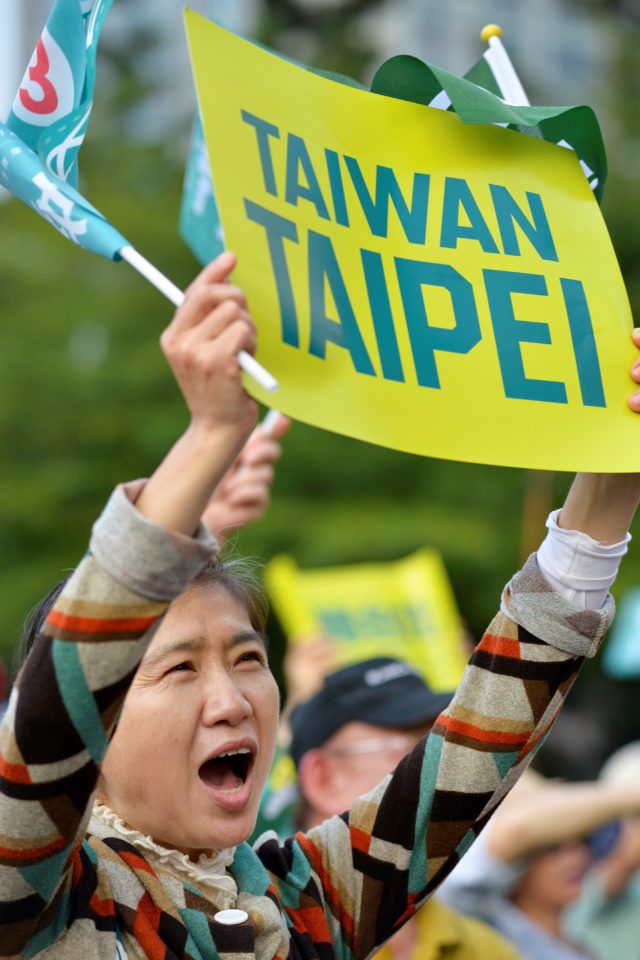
537;509;630;611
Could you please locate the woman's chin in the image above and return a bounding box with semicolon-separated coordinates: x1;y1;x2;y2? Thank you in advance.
188;805;257;854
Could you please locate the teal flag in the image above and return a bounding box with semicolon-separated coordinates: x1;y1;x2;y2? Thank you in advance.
6;0;113;188
0;122;127;260
371;53;607;202
180;1;224;265
179;112;224;266
602;589;640;679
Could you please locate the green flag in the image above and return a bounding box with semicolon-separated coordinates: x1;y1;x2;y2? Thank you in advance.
370;53;606;201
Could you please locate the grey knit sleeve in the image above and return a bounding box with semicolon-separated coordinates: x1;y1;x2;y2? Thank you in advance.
501;553;614;659
90;479;219;602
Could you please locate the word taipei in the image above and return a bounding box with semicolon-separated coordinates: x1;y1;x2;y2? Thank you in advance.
242;111;605;408
317;602;436;643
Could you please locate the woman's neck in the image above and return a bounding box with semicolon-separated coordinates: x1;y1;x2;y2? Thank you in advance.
92;800;225;863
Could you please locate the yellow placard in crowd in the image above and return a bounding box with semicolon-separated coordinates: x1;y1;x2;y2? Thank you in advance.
186;12;638;472
264;550;467;691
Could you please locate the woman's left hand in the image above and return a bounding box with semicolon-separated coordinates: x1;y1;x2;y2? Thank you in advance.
628;327;640;412
202;413;291;544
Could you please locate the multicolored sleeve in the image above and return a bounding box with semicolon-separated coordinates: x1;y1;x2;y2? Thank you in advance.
258;553;614;960
0;481;217;957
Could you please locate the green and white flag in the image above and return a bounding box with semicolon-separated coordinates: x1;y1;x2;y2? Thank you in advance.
370;53;607;202
0;121;127;259
7;0;113;187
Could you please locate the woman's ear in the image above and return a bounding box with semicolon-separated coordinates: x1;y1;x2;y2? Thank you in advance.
298;748;341;821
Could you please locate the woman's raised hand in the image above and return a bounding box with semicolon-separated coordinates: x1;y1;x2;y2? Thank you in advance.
202;413;291;545
628;327;640;413
556;328;640;543
161;251;258;439
135;253;262;536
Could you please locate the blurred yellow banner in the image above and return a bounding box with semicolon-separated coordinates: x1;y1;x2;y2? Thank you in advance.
186;12;638;471
264;550;467;691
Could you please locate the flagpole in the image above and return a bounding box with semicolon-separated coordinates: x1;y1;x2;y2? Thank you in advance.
260;408;283;435
480;24;530;106
119;245;278;394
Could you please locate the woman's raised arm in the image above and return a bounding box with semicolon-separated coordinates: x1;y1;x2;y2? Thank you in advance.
0;252;259;956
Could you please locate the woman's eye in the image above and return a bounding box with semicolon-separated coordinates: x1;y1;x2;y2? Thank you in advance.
167;661;193;674
238;650;265;666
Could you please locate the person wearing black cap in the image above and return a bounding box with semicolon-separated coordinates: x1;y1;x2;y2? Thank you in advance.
289;657;522;960
289;657;452;822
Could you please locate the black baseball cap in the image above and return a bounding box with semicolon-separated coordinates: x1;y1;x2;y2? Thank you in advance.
289;657;453;768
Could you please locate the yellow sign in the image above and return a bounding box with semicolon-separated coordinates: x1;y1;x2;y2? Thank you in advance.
186;12;638;471
264;550;467;691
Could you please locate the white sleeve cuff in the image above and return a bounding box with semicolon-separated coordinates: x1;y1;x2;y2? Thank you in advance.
536;509;630;611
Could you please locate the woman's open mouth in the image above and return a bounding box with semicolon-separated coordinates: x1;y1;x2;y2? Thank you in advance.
198;741;256;810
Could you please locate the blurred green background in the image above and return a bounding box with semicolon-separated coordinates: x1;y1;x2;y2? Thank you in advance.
1;0;640;681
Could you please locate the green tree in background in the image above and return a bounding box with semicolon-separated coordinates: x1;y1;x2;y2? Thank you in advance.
257;0;386;77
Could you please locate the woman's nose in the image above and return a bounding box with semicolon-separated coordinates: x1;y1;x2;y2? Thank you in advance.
201;672;253;726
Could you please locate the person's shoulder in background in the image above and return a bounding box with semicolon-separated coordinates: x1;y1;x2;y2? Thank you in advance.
375;895;523;960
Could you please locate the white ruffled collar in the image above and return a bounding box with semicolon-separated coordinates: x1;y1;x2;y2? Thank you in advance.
90;802;238;898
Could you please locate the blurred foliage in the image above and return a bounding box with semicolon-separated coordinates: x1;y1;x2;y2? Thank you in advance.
570;0;640;24
256;0;386;77
0;139;196;667
2;0;640;689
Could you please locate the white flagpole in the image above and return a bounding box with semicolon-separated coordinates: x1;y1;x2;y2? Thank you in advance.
480;24;530;106
119;245;278;394
260;407;282;435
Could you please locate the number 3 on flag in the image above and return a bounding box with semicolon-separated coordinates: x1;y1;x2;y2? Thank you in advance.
13;29;75;125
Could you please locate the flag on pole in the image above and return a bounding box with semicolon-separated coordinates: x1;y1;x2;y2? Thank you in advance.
2;1;278;392
471;30;603;195
371;52;607;201
6;0;113;188
0;121;126;259
2;0;126;259
0;121;279;390
179;0;223;265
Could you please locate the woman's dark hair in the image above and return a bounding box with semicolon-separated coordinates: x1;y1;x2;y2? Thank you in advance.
190;554;269;635
14;576;69;681
13;555;269;680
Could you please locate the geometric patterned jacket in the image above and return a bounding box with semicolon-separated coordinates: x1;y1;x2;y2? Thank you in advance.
0;483;613;959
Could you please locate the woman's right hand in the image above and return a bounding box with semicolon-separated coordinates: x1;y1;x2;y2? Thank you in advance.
556;328;640;543
202;413;291;545
135;253;261;536
160;251;258;441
